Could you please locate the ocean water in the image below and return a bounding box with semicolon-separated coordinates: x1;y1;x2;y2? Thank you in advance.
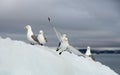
94;54;120;74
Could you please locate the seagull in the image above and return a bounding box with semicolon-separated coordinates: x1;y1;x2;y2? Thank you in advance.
24;25;39;45
56;34;69;55
37;30;47;46
85;46;95;61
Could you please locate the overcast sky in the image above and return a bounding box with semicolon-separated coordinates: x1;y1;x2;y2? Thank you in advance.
0;0;120;47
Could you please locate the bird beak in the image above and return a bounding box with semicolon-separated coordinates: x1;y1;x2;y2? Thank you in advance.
24;26;26;30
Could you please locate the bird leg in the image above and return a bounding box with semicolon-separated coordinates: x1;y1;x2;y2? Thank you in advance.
59;47;68;55
30;43;35;45
59;52;62;55
40;44;43;46
56;48;60;51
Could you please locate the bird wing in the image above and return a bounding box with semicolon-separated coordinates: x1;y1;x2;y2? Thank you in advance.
31;35;39;43
53;27;62;42
48;17;62;42
45;37;47;42
68;45;85;57
90;55;95;61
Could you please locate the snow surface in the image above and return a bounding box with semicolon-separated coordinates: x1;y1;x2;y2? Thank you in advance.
0;37;118;75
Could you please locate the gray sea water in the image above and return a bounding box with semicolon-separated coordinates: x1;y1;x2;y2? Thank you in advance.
94;54;120;74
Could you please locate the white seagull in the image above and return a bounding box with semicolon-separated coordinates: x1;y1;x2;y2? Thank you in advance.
37;30;47;46
85;46;95;61
24;25;39;45
56;34;69;55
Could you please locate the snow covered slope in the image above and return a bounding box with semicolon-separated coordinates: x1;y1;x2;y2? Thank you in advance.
0;37;118;75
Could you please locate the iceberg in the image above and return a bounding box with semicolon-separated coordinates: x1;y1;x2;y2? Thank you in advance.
0;37;118;75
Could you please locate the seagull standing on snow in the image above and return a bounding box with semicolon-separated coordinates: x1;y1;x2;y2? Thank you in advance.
37;30;47;46
56;34;69;55
85;46;95;61
24;25;39;45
